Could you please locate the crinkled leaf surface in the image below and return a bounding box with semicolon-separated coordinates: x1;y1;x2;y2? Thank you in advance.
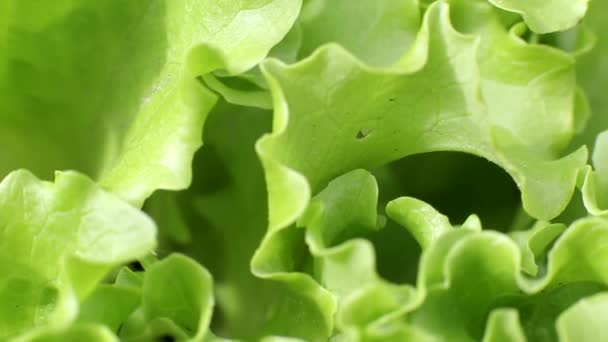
202;0;422;109
2;0;608;340
251;166;608;341
254;169;421;340
119;254;214;341
383;197;608;341
257;1;586;246
0;170;155;339
248;2;594;340
0;0;301;206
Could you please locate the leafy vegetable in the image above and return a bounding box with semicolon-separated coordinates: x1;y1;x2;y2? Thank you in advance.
2;0;608;341
0;0;300;206
486;0;589;33
0;170;155;339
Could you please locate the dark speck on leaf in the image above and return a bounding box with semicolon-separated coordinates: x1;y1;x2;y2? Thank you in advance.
356;130;372;140
389;98;395;102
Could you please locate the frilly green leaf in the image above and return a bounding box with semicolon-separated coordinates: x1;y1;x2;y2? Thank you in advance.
486;0;589;33
250;2;593;339
0;0;301;206
120;254;214;341
384;200;608;341
0;170;155;340
386;197;452;249
265;165;608;340
257;2;586;251
509;222;566;276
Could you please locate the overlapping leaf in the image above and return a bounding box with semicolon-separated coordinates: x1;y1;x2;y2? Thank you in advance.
2;0;608;340
257;2;585;268
0;170;155;339
147;101;336;340
298;0;420;66
0;0;301;206
386;197;608;341
251;165;608;341
486;0;589;33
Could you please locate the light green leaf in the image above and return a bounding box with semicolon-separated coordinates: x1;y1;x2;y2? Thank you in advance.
486;0;589;33
379;198;608;341
0;0;301;206
255;169;422;338
76;285;141;333
289;175;595;340
0;170;155;339
139;254;213;341
258;0;585;236
298;0;420;66
482;309;526;342
557;292;608;342
509;222;566;276
99;0;302;205
115;267;145;289
386;197;453;249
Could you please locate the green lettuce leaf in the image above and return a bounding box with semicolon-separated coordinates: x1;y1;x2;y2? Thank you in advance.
117;254;214;341
0;0;300;206
508;221;566;276
147;100;338;340
257;2;586;271
250;164;608;340
3;0;608;340
67;254;217;341
248;162;608;340
557;292;608;341
0;170;155;339
383;197;608;341
482;309;526;342
486;0;589;33
298;0;420;66
202;0;422;109
76;284;141;334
